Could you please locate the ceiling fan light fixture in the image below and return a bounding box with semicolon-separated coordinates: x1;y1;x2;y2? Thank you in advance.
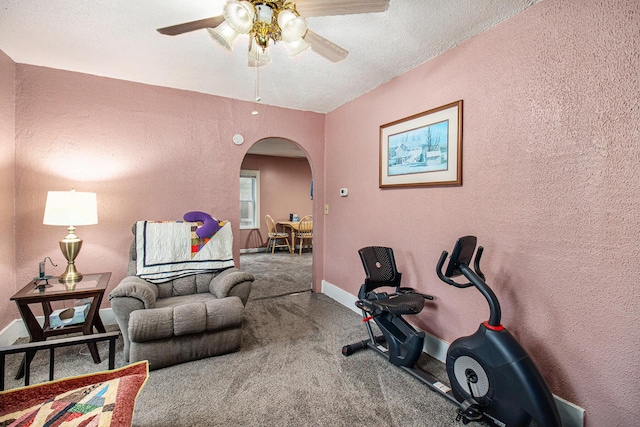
158;0;365;65
276;9;295;28
277;10;307;43
284;38;310;56
248;39;271;66
224;0;255;34
208;22;239;50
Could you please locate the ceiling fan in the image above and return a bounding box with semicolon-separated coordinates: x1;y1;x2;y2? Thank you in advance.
157;0;390;66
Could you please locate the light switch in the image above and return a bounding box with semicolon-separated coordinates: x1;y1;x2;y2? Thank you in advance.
324;204;329;215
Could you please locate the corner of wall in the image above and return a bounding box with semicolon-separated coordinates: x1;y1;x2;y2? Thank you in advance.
0;48;17;332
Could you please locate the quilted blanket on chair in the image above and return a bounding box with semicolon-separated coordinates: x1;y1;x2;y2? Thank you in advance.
136;220;234;283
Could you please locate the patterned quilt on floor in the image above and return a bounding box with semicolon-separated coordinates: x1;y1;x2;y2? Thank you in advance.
0;361;148;427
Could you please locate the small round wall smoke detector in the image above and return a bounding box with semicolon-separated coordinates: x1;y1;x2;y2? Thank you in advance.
232;134;244;145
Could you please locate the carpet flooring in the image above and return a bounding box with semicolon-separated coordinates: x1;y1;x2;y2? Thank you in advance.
2;254;461;426
241;251;312;300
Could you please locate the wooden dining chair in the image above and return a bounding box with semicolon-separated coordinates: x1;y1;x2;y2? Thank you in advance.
294;215;313;255
265;215;291;254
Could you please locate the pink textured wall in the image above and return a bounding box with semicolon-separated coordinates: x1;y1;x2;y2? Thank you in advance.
0;50;17;327
239;153;312;250
9;65;325;312
2;0;638;423
324;0;639;425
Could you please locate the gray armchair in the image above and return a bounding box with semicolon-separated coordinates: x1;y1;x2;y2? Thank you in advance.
108;230;254;370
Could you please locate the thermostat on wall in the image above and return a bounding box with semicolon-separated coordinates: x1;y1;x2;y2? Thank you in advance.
232;134;244;145
340;188;349;197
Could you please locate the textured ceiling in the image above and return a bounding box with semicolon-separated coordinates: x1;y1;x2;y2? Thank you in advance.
0;0;538;113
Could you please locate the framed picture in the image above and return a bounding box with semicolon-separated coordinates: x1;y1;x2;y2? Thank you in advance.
379;100;463;188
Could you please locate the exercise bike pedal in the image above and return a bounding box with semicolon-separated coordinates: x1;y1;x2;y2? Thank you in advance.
455;398;482;424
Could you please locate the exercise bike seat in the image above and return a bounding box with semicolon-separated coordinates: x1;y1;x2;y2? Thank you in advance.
357;246;432;316
358;292;427;316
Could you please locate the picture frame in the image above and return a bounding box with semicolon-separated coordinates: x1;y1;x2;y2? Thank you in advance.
379;100;463;188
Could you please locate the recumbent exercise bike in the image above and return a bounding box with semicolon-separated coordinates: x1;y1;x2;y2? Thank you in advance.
342;236;561;426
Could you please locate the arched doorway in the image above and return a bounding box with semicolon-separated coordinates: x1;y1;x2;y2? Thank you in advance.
238;138;314;300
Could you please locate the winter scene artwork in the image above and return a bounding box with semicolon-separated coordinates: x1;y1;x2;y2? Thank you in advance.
380;100;462;188
387;120;449;176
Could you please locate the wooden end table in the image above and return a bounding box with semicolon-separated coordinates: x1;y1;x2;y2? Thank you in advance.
10;272;111;379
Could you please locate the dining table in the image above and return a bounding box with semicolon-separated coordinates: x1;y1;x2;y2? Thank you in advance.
277;220;312;253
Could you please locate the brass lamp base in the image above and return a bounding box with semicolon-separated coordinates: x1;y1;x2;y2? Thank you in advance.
58;227;84;288
59;263;83;287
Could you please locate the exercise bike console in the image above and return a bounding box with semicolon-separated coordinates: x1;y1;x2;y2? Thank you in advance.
442;235;477;279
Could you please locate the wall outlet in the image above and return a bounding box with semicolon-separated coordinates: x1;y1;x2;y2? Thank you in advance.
324;204;329;215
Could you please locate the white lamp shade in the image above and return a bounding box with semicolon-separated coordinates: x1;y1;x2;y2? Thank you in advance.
224;0;255;34
248;40;271;66
278;10;307;43
43;191;98;226
284;38;311;56
208;22;239;50
277;9;295;29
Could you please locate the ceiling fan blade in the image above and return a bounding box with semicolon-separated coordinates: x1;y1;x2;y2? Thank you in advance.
293;0;389;17
157;16;224;36
303;30;348;62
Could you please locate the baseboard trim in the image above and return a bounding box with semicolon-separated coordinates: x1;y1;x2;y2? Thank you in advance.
0;319;28;347
320;279;584;427
240;248;267;254
556;395;586;427
0;308;118;347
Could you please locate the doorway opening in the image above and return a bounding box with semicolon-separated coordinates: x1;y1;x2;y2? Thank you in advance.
238;138;313;301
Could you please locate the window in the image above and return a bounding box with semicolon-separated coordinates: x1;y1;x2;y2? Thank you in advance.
240;170;260;229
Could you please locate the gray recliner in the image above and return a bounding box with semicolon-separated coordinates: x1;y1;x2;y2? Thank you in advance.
108;230;254;370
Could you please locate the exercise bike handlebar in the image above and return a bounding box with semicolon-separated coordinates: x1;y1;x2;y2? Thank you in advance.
459;263;502;327
473;246;486;281
436;247;502;327
436;251;473;288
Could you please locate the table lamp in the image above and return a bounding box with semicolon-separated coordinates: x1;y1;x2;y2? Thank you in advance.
43;190;98;285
